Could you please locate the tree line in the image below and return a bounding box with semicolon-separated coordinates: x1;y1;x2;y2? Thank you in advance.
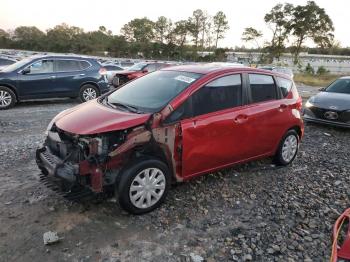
241;1;335;64
0;9;229;61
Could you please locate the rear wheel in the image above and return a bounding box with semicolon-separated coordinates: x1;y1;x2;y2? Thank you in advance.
0;86;16;110
79;84;100;102
274;130;299;166
117;159;171;215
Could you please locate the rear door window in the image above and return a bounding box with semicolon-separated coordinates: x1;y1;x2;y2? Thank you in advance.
55;60;89;72
248;74;277;103
277;77;293;97
192;74;242;117
28;60;54;74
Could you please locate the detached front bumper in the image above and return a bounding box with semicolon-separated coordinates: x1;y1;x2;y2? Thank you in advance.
36;147;77;183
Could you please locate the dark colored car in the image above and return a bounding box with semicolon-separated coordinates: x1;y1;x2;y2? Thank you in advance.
303;76;350;127
0;57;17;70
0;55;109;109
36;64;304;214
112;62;170;87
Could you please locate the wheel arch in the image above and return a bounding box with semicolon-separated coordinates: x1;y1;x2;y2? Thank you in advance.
0;84;19;101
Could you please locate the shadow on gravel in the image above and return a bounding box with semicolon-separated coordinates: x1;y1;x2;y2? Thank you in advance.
15;98;79;108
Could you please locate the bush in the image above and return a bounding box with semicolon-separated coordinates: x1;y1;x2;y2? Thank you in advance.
316;66;329;75
304;63;315;75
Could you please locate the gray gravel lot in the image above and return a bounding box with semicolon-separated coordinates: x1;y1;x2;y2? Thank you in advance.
0;92;349;262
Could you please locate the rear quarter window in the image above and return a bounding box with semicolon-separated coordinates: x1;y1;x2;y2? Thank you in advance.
277;77;293;97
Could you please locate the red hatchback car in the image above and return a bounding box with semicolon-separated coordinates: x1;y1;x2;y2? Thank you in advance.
36;64;304;214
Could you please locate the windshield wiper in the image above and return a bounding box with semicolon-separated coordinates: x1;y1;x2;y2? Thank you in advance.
111;101;143;114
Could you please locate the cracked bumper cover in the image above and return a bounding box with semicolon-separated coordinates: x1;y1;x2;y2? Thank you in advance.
36;147;77;183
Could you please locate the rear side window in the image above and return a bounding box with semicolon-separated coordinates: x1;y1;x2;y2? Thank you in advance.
277;77;293;97
55;60;89;72
192;74;242;116
249;74;277;103
0;58;14;66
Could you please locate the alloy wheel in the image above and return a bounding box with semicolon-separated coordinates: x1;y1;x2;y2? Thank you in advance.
82;88;97;101
0;90;12;108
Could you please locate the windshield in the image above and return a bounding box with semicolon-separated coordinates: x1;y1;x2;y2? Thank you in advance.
1;58;32;72
128;62;148;71
325;79;350;94
106;70;203;113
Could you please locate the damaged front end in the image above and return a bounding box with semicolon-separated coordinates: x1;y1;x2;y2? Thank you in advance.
36;123;151;197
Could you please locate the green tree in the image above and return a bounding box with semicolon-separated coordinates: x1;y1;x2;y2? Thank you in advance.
154;16;172;44
213;11;229;48
46;23;84;52
121;17;154;43
0;29;11;48
188;9;206;49
13;26;45;50
264;3;293;61
241;27;263;49
288;1;334;64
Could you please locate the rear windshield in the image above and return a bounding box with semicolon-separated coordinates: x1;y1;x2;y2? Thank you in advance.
106;70;203;113
325;79;350;94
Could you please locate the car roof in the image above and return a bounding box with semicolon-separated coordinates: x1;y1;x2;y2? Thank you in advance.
162;63;290;78
27;54;95;60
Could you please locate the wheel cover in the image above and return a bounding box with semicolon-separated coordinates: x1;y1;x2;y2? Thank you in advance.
129;167;166;209
281;134;298;163
82;88;97;101
0;90;12;107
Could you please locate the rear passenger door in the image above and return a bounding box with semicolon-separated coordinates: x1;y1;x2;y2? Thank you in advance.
180;74;253;178
54;59;91;96
245;73;288;156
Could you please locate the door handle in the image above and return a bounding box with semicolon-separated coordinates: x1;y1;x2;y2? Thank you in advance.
79;73;85;76
234;114;248;124
50;75;56;79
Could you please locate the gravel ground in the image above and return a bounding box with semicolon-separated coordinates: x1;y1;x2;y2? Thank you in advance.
0;94;349;262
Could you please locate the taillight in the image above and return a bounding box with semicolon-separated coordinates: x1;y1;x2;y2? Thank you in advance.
99;67;107;75
296;96;303;111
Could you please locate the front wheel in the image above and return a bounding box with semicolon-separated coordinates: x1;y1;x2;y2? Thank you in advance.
0;86;16;110
117;159;171;215
274;130;299;166
79;84;100;102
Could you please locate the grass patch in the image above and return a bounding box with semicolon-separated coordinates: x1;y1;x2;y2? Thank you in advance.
294;74;341;87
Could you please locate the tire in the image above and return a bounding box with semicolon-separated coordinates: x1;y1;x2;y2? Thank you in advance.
79;84;100;103
0;86;16;110
274;130;299;166
117;158;171;215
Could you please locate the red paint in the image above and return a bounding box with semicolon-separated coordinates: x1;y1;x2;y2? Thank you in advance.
331;208;350;262
55;99;151;135
55;65;303;184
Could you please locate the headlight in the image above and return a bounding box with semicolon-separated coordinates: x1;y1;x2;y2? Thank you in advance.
305;97;315;108
45;109;69;135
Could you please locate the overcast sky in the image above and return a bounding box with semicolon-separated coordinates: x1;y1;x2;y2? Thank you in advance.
1;0;349;48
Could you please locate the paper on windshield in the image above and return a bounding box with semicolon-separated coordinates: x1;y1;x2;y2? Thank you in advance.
174;75;196;84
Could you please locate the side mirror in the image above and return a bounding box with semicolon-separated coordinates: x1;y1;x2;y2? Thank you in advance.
318;87;325;91
21;67;30;75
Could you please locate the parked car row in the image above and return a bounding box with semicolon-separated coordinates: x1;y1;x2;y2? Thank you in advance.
36;64;304;214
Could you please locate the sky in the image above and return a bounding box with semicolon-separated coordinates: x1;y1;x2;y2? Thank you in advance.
0;0;349;48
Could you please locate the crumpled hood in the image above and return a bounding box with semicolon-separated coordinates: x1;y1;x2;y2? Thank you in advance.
313;92;350;111
54;99;151;135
